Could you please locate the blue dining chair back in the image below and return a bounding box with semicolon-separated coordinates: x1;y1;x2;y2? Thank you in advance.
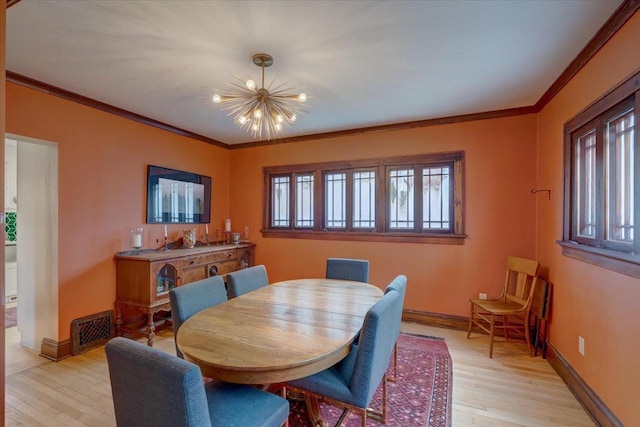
169;275;227;358
325;258;369;283
384;275;407;381
385;274;406;302
284;288;403;424
105;337;289;427
226;265;269;299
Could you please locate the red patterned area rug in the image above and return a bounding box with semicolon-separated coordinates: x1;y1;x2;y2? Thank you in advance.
288;333;453;426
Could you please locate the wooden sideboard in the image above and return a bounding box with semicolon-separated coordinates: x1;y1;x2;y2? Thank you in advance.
115;243;255;346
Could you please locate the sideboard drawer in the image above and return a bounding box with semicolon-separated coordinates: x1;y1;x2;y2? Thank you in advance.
181;250;236;268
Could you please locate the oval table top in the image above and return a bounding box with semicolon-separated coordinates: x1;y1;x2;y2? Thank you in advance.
176;278;383;384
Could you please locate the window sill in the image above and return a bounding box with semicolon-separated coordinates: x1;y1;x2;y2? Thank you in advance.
557;240;640;279
261;229;466;245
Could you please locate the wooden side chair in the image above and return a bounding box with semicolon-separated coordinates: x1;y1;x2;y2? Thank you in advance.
326;258;369;283
467;256;540;358
169;276;228;359
226;265;269;299
384;275;407;382
105;337;289;427
283;290;403;427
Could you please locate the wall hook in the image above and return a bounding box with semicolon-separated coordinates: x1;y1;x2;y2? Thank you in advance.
531;189;551;200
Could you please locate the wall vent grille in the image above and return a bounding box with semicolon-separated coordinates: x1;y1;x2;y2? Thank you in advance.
71;310;115;355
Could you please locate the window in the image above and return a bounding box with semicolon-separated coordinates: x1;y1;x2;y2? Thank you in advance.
560;70;640;277
295;174;314;228
263;152;465;244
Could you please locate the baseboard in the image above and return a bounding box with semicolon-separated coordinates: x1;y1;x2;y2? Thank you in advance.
402;309;469;331
40;337;72;361
546;344;623;427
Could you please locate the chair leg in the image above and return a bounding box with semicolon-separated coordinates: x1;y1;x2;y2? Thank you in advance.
489;313;495;358
336;408;350;426
366;374;387;424
524;314;533;356
381;373;387;423
503;315;509;340
467;301;474;338
388;342;398;382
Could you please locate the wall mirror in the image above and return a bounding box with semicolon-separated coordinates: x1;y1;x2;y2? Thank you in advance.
146;165;211;224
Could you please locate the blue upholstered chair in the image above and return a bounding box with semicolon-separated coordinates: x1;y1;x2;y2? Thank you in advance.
226;265;269;299
105;337;289;427
325;258;370;283
169;276;228;358
283;288;403;426
384;275;407;382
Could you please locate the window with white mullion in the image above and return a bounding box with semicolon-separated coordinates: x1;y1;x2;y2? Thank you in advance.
388;168;414;230
606;109;634;245
271;175;291;228
295;174;314;228
574;130;597;240
422;165;451;231
324;172;346;229
263;151;465;242
353;170;376;229
561;72;640;277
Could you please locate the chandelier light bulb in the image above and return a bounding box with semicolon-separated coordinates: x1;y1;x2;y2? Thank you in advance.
275;123;282;131
252;123;259;131
290;113;297;122
238;116;248;124
213;94;221;103
254;108;263;119
246;79;256;90
276;114;284;124
298;93;307;103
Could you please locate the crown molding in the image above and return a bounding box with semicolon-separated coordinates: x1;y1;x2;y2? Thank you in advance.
230;106;537;149
535;0;640;110
5;71;228;149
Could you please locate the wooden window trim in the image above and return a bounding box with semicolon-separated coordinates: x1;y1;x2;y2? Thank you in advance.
560;69;640;278
263;152;466;244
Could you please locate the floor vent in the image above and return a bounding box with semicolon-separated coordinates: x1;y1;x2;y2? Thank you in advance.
71;310;115;355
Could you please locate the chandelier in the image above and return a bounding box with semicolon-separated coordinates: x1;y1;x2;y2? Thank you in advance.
213;53;308;140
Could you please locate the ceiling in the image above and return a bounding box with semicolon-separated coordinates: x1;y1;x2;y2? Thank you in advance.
5;0;624;146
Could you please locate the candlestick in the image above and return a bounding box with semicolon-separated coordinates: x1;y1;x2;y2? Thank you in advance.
225;218;231;232
206;224;209;234
164;224;168;238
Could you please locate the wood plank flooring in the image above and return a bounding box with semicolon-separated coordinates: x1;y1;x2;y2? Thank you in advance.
5;323;595;426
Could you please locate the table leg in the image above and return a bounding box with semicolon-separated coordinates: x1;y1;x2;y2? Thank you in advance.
304;394;328;427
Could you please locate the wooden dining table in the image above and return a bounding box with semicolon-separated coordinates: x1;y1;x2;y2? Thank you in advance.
176;278;383;385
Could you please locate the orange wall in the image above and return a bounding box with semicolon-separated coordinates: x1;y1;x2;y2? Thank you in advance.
6;83;231;341
230;115;538;316
536;12;640;425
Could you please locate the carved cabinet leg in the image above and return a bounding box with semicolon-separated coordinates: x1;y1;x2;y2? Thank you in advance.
146;310;156;347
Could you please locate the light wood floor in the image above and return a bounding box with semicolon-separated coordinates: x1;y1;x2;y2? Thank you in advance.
5;323;595;426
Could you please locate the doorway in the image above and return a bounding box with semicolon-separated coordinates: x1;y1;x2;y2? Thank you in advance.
4;134;58;350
